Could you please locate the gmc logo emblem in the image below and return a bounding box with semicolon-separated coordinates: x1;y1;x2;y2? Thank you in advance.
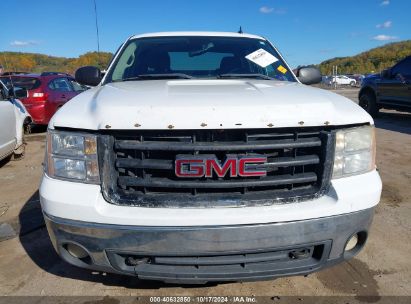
175;155;267;178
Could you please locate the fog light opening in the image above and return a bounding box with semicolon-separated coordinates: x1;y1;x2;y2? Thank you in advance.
345;234;359;252
65;243;89;259
344;231;368;258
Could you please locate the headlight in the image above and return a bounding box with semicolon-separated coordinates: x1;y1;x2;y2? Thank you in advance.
46;130;100;184
332;125;376;179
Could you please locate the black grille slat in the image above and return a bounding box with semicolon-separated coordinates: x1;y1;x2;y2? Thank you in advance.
116;159;173;170
259;155;319;169
118;173;317;189
99;128;334;207
114;137;321;151
246;131;320;140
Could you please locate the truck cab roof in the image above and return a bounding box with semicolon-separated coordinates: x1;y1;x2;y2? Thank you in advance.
130;31;265;40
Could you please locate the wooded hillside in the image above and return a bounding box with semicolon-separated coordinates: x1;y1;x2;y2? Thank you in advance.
0;51;112;74
318;40;411;75
2;40;411;76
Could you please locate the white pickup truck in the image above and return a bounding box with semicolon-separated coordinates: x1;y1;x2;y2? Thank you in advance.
40;32;382;284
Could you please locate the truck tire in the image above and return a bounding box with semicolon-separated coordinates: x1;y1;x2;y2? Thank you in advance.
24;118;32;134
359;92;378;117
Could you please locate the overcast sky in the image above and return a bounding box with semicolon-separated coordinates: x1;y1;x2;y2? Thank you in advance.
1;0;410;67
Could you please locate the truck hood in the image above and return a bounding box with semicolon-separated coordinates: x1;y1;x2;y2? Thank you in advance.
51;79;373;130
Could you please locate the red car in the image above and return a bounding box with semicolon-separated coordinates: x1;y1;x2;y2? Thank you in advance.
0;72;87;125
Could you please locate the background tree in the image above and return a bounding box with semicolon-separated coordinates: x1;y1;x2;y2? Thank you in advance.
0;51;113;75
318;40;411;75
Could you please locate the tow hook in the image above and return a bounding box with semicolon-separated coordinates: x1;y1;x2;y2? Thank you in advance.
289;248;311;260
125;256;150;266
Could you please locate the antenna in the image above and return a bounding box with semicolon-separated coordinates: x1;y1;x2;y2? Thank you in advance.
93;0;100;53
238;26;243;34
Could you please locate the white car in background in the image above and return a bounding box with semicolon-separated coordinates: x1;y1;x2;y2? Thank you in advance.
0;80;32;162
331;75;357;86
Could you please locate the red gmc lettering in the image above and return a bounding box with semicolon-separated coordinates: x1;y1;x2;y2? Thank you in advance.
175;159;204;177
238;157;267;177
175;156;267;178
205;158;237;177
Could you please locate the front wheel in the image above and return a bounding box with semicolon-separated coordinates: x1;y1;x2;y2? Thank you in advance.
359;92;378;117
24;118;32;134
350;81;356;87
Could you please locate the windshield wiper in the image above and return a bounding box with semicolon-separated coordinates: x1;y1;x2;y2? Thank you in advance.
121;73;194;81
217;73;275;80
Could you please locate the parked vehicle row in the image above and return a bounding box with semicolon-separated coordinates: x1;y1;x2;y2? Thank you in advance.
0;72;87;126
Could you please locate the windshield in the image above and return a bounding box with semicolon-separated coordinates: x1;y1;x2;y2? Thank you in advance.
0;76;41;90
105;36;296;83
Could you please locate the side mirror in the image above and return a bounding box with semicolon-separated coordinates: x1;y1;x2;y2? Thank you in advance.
381;69;391;79
8;87;28;99
395;73;407;84
295;67;322;85
75;66;102;86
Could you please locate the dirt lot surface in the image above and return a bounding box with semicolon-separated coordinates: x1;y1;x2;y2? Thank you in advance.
0;88;410;300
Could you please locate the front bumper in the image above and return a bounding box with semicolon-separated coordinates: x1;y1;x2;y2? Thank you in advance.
45;208;374;284
24;103;48;125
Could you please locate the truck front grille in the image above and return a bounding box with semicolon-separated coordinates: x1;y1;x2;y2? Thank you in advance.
99;128;334;207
